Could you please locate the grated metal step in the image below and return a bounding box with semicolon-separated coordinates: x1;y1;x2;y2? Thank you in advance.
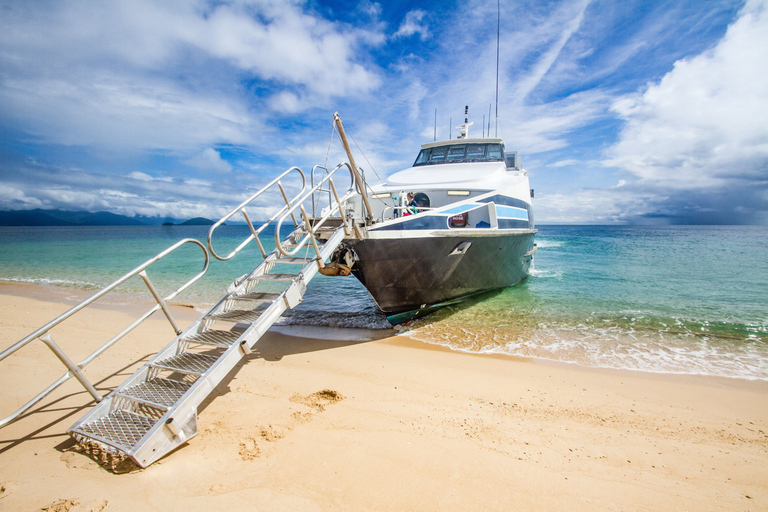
183;329;241;347
273;257;315;265
151;353;219;375
230;291;281;303
249;273;297;281
75;410;155;452
207;308;267;323
118;378;192;409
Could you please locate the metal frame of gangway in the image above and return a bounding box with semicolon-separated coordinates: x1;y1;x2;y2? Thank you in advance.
1;159;361;445
62;162;360;468
207;162;361;265
0;239;209;429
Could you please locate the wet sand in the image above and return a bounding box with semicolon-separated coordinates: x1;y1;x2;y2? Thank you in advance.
1;283;767;511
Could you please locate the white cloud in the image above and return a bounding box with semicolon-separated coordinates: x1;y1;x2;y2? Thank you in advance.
197;3;381;96
270;91;303;114
0;0;383;151
184;148;233;173
536;188;665;224
510;0;591;104
393;10;430;41
128;172;154;181
604;0;768;189
0;184;44;209
548;159;579;167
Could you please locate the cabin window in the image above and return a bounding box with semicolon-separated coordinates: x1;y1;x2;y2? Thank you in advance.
429;147;447;163
487;144;503;160
447;145;466;161
414;149;431;165
466;144;486;160
413;143;506;166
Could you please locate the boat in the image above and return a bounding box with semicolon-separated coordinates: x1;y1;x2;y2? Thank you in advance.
325;109;537;323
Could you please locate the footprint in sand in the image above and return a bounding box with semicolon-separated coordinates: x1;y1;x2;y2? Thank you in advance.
60;451;99;471
239;437;261;461
259;424;285;442
40;498;108;512
289;389;344;412
41;498;79;512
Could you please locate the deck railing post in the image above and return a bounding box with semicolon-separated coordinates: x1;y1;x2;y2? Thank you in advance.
138;270;182;335
39;333;103;403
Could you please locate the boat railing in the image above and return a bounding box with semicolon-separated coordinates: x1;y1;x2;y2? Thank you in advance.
0;238;209;429
381;205;436;220
275;162;359;262
207;167;307;261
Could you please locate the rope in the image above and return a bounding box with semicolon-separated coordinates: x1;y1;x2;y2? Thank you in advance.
335;119;395;210
324;120;336;170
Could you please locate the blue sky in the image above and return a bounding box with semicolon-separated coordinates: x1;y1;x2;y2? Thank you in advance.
1;0;766;224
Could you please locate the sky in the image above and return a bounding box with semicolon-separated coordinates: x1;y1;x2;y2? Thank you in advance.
1;0;766;224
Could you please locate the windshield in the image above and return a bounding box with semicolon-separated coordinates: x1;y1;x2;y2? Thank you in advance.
413;143;505;166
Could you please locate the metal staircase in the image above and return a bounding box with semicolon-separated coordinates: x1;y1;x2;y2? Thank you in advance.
68;223;348;468
1;159;364;469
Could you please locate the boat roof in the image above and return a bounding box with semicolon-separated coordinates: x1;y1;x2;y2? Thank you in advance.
421;138;503;149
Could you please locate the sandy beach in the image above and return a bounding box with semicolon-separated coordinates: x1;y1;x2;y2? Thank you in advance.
1;283;767;511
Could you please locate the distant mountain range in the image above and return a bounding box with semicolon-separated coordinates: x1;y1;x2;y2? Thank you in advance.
0;209;216;227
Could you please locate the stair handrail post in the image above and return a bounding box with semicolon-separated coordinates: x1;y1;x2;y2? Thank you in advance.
138;270;182;335
328;177;351;236
310;165;330;218
240;208;267;259
39;333;103;403
207;166;306;261
274;162;357;257
299;204;325;269
277;180;299;228
333;112;373;221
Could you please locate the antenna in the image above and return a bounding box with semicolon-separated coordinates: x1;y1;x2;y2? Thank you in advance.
495;0;500;137
488;104;492;137
449;118;452;140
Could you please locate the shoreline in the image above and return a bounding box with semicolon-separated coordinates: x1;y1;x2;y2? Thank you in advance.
5;280;766;387
1;283;767;510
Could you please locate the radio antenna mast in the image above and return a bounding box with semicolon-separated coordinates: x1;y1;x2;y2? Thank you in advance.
494;0;500;137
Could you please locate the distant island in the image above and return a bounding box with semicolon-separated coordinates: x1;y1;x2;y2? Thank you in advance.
162;217;217;226
0;209;216;227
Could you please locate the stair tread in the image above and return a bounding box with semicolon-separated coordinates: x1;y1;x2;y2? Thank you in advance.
271;257;315;264
75;410;156;451
152;352;219;374
207;308;266;323
183;329;242;346
249;273;297;281
231;291;282;302
119;377;192;408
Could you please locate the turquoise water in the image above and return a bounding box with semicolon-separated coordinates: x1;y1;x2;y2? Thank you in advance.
1;225;767;379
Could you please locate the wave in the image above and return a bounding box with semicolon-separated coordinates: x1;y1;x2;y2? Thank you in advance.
532;239;564;249
0;276;101;289
400;311;768;381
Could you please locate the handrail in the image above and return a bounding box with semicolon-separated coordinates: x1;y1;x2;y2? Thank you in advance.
274;162;358;259
207;166;307;261
381;205;435;220
0;238;209;429
310;165;330;218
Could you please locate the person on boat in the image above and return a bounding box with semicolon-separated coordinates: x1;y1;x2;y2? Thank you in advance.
404;192;418;216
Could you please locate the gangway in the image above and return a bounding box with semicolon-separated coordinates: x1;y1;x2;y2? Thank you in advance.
0;160;363;469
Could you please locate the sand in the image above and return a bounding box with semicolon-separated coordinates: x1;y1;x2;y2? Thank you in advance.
0;282;767;511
